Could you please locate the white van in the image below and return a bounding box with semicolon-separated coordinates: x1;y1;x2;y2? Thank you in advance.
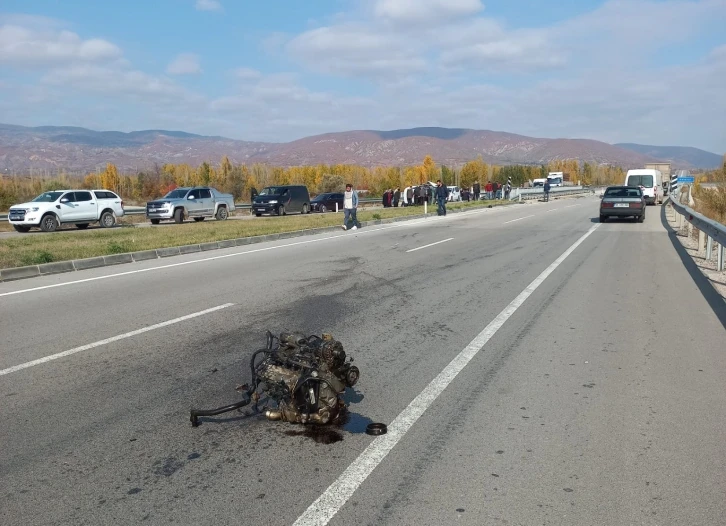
624;169;662;205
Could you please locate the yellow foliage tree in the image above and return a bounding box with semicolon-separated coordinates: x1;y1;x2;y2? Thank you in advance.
100;163;120;192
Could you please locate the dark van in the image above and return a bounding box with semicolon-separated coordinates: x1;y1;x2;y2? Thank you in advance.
252;185;311;216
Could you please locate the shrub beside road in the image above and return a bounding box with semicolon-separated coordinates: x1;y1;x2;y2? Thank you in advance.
0;199;509;269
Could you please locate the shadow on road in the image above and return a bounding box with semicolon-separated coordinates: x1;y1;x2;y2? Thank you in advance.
660;204;726;330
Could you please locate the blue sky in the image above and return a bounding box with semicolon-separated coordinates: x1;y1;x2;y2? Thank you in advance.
0;0;724;152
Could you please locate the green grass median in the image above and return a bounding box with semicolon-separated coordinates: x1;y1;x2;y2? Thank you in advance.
0;199;510;269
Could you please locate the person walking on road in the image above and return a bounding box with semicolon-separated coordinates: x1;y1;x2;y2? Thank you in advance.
435;180;449;216
543;179;551;202
342;183;360;230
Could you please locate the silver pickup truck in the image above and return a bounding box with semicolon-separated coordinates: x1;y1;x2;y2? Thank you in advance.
146;186;235;224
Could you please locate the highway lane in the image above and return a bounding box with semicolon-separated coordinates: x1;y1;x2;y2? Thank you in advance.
319;206;726;526
3;197;723;525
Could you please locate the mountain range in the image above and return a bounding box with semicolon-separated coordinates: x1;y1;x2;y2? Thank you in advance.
0;123;721;175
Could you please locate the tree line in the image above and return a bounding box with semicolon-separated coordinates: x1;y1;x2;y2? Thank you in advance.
0;155;629;209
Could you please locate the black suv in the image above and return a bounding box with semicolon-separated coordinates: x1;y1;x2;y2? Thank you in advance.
253;185;311;216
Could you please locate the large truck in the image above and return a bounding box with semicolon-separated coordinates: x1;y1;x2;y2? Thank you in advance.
547;172;564;187
644;162;671;194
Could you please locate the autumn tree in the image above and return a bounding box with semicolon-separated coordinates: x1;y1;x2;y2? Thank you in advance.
101;163;120;192
319;174;346;193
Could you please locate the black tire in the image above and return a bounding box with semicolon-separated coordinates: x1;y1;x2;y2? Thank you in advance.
638;213;645;223
193;217;205;222
215;206;229;220
174;208;184;224
13;225;31;233
255;213;262;217
278;205;285;216
100;211;116;228
302;203;309;214
40;214;59;232
320;204;327;213
75;223;90;229
150;219;160;225
599;215;607;223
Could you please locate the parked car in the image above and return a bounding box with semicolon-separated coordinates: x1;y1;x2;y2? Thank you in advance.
310;192;344;212
599;186;646;223
446;186;462;202
252;185;311;216
8;189;125;232
146;186;235;224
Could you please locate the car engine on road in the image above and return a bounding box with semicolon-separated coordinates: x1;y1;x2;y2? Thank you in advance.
190;331;360;427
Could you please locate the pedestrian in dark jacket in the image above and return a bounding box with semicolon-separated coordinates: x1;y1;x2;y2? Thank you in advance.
435;180;448;216
393;187;400;207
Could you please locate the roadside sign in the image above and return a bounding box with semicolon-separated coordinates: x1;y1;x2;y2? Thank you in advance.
677;176;695;183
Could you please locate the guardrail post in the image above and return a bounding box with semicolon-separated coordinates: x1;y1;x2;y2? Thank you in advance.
424;201;428;215
335;202;338;213
698;230;706;253
718;244;725;272
706;236;713;260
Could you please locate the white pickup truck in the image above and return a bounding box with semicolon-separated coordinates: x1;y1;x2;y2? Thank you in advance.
8;189;125;232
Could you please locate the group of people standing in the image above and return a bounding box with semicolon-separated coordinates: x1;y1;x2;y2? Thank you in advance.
382;186;434;207
470;181;511;201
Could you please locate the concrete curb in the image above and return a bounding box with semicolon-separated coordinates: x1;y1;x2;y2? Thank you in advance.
0;203;510;283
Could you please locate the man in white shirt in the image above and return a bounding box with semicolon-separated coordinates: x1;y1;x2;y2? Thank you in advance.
342;183;360;230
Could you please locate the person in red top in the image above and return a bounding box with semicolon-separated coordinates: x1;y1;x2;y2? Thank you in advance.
485;181;493;199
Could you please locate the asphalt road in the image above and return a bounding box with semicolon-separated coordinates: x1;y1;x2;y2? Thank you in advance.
1;197;724;526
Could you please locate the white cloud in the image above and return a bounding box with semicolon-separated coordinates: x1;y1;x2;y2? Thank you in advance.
195;0;223;12
234;67;263;80
288;24;426;78
0;24;122;66
166;53;202;75
373;0;483;23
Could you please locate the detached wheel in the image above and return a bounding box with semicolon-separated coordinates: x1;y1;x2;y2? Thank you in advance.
100;211;116;228
150;219;160;225
174;208;184;224
13;225;31;233
193;217;205;222
40;214;59;232
215;206;229;220
75;223;90;229
255;213;262;217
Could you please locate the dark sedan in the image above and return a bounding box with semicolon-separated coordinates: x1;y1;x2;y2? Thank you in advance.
310;192;344;213
599;186;645;223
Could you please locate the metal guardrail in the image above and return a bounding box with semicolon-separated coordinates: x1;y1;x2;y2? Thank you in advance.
508;185;593;201
666;193;726;271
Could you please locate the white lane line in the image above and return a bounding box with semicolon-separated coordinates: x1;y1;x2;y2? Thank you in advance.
0;205;516;298
406;237;454;253
292;223;601;526
563;204;581;208
0;303;235;376
503;214;535;224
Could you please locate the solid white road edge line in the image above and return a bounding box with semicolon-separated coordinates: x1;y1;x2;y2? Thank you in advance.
405;237;454;253
292;223;601;526
0;303;235;376
503;214;535;224
0;203;524;298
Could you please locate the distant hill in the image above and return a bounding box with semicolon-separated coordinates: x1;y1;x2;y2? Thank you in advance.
615;143;722;169
0;122;708;174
